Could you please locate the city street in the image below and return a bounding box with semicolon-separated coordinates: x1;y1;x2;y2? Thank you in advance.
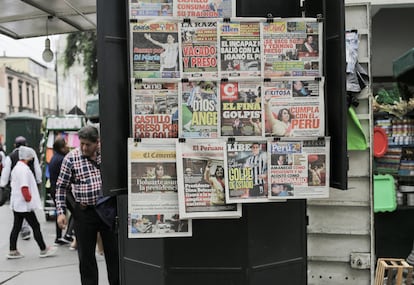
0;202;109;285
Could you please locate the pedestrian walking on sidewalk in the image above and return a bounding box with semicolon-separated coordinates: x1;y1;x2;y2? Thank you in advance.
1;136;43;240
56;125;119;285
6;146;57;259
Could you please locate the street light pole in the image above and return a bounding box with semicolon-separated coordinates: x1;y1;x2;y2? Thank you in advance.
55;50;59;116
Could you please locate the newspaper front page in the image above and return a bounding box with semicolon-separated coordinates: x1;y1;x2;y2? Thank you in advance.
181;20;218;79
131;19;180;79
268;137;330;199
176;138;241;219
179;80;219;138
262;18;322;77
219;20;262;78
174;0;235;18
130;0;173;19
219;80;263;137
263;77;325;137
132;80;179;138
128;138;192;238
226;139;269;203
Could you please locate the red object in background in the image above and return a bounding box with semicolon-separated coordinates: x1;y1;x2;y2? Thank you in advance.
374;127;388;158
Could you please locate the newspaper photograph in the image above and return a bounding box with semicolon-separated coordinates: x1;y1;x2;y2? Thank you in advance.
132;80;179;138
181;20;218;79
268;138;329;199
174;0;235;18
128;138;192;238
129;0;173;19
131;19;180;79
179;80;218;138
262;18;322;77
226;139;269;203
176;138;241;219
219;20;262;78
219;80;263;137
263;77;325;137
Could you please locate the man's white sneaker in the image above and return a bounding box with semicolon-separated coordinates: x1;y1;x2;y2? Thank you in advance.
39;246;57;258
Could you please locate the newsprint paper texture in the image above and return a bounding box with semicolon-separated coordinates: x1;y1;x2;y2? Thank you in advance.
263;77;325;137
226;139;270;204
262;18;323;78
219;80;263;138
130;19;180;79
176;138;242;219
179;80;218;138
174;0;235;18
132;80;179;139
268;137;330;199
218;20;262;78
128;138;192;238
180;20;218;79
129;0;235;19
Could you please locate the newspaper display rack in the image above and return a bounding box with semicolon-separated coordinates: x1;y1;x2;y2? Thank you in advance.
127;0;329;238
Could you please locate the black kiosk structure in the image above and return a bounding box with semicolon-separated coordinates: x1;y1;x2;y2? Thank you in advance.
96;0;347;284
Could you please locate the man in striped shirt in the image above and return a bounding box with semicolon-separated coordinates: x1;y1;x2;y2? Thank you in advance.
56;125;119;285
244;142;267;197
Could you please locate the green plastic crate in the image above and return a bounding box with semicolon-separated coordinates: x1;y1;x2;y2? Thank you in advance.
374;174;397;212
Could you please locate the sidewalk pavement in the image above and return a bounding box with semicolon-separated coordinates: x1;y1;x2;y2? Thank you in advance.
0;203;109;285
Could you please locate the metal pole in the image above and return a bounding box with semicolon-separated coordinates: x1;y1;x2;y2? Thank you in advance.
55;50;59;116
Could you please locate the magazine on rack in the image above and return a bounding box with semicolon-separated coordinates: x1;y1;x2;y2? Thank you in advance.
268;137;330;199
262;18;323;77
132;80;179;138
176;138;241;219
219;80;263;137
129;0;173;19
226;139;269;203
128;138;192;238
130;19;180;79
263;77;325;137
180;20;218;79
179;80;218;138
174;0;235;18
218;20;262;78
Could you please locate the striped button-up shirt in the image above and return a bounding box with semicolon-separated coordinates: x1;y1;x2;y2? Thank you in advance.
56;148;101;216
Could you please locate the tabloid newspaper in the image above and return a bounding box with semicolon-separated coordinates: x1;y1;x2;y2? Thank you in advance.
262;18;322;77
268;137;330;199
218;20;262;78
130;19;180;79
226;139;270;203
263;77;325;137
219;80;263;137
176;138;242;219
179;80;218;138
180;20;218;79
127;138;192;238
132;80;179;139
174;0;235;18
129;0;173;19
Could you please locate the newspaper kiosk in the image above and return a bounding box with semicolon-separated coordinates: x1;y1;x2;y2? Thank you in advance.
42;115;85;220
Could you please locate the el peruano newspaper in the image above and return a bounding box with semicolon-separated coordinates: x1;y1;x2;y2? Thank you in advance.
176;138;241;219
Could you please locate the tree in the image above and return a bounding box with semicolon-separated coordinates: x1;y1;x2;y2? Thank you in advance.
63;31;97;94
